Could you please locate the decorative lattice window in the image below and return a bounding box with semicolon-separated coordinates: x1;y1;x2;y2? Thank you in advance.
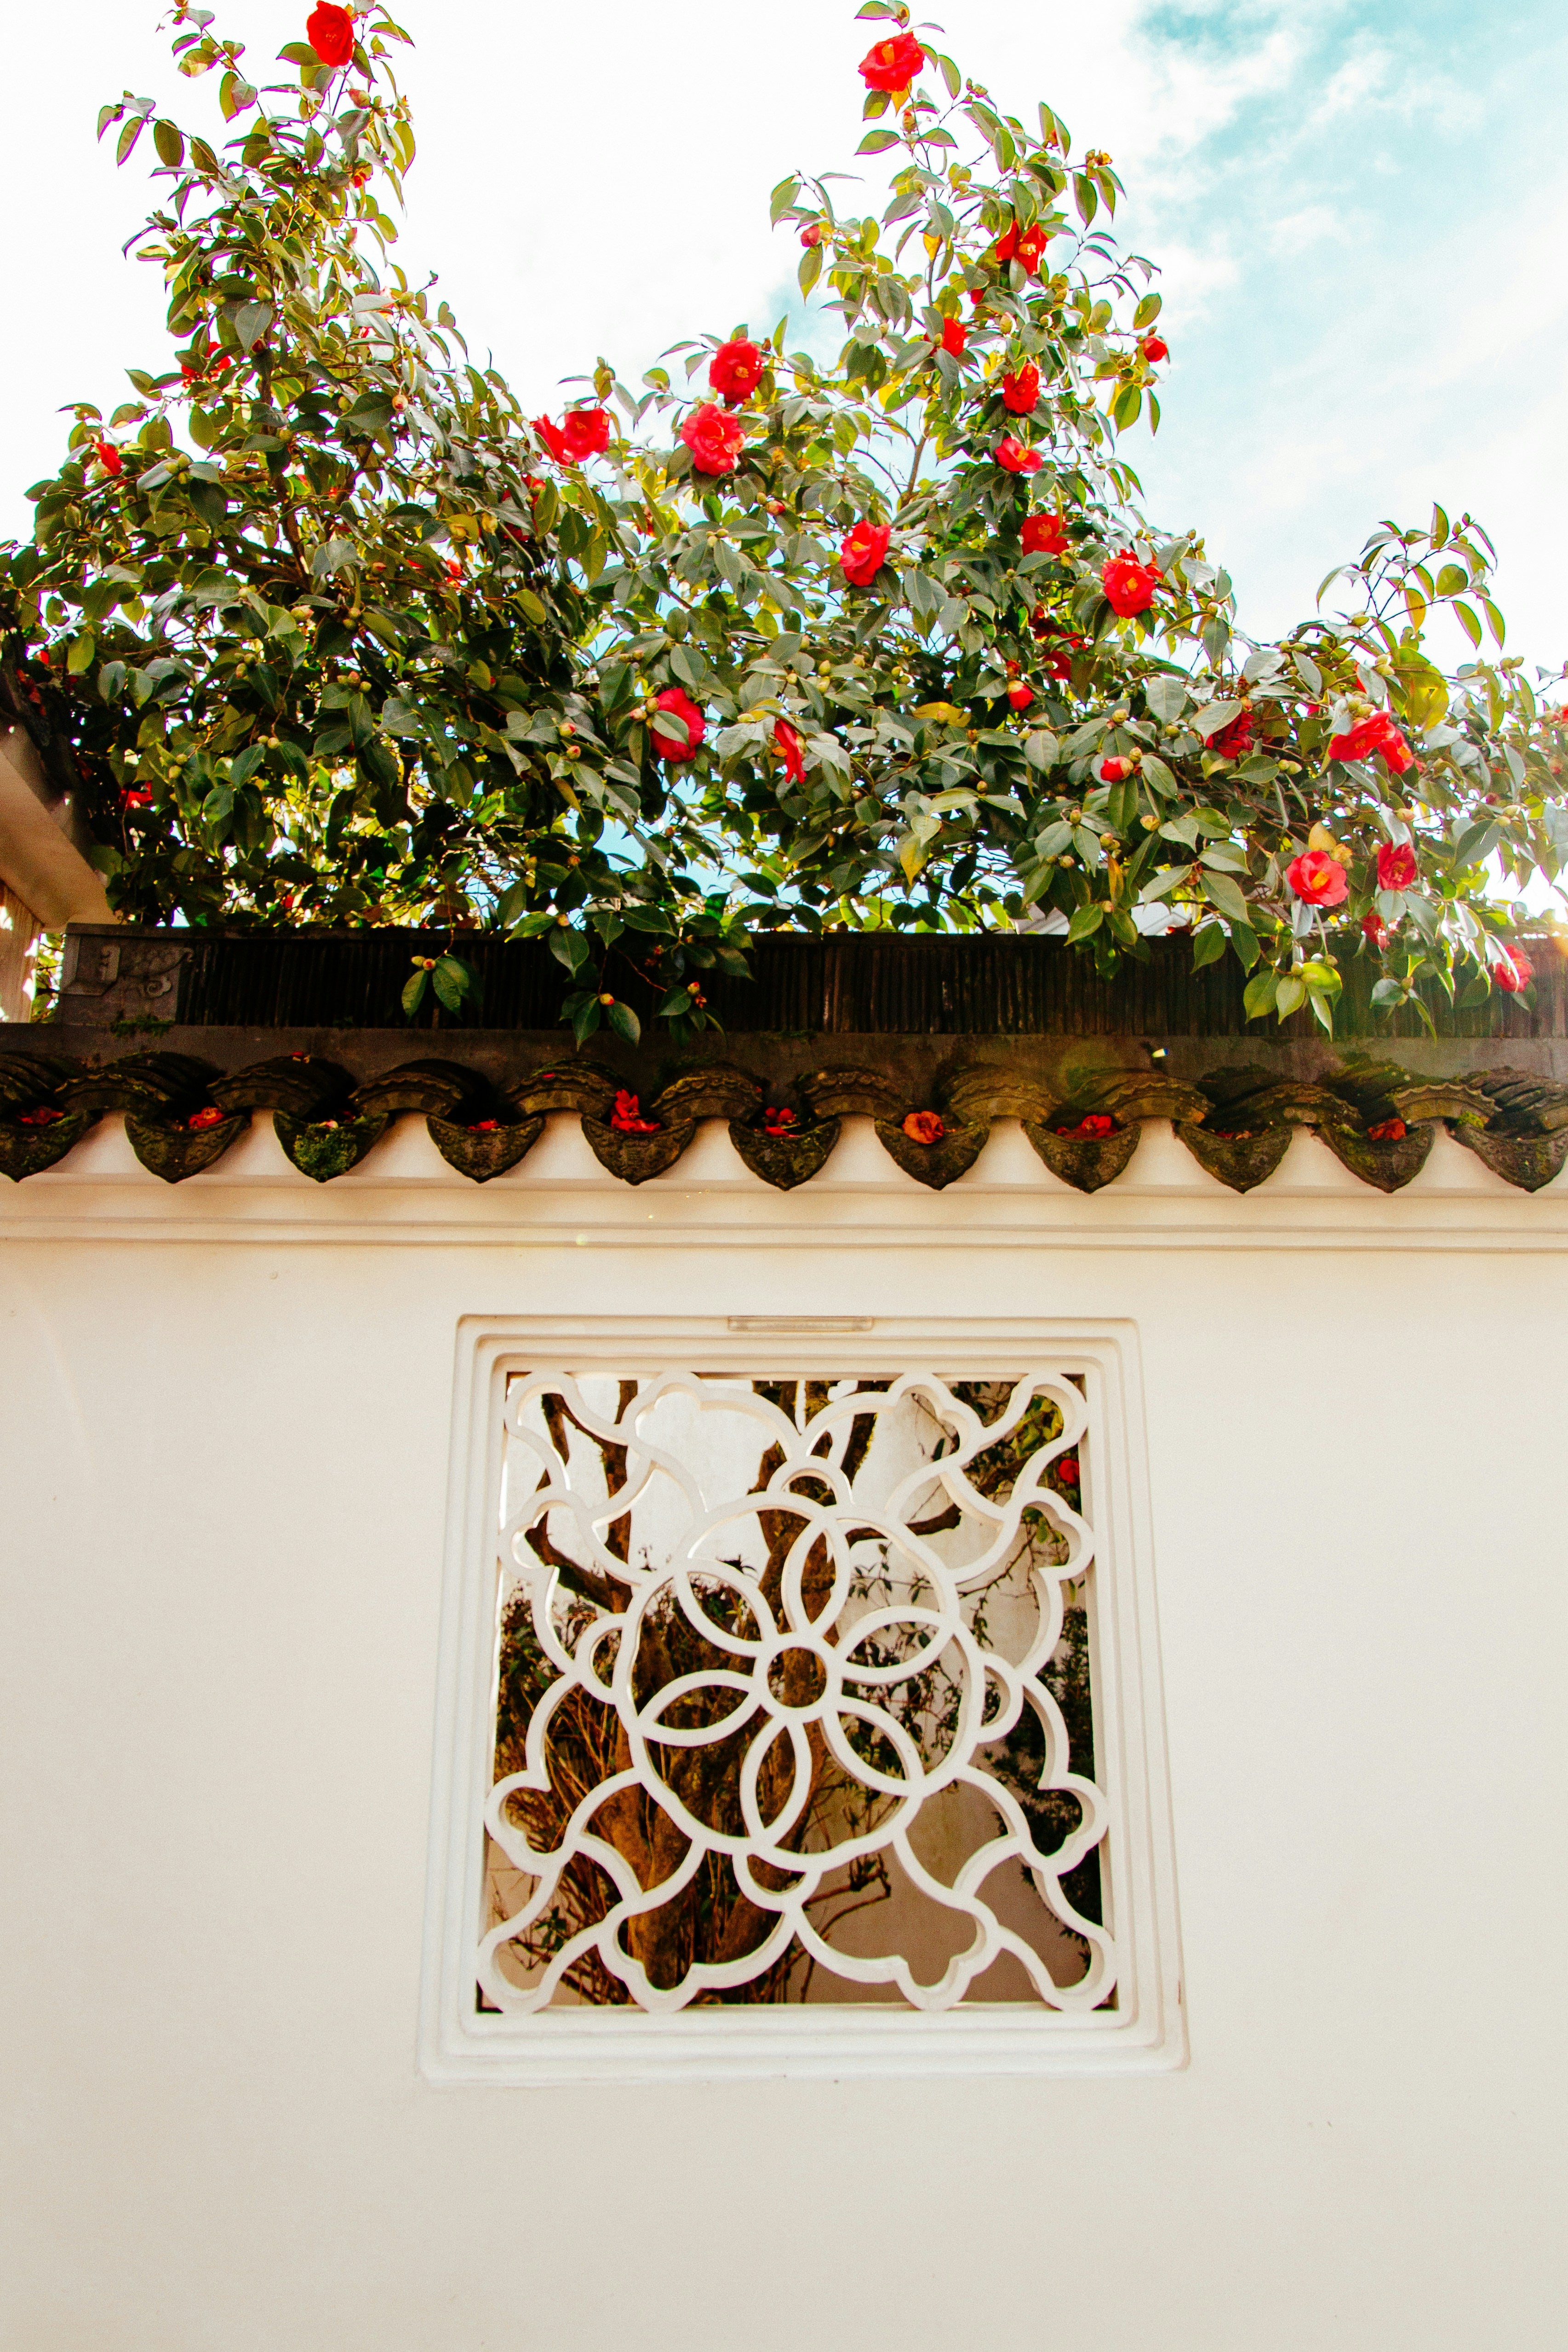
423;1322;1183;2080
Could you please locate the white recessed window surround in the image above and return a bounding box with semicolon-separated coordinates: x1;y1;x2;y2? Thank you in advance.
423;1318;1182;2082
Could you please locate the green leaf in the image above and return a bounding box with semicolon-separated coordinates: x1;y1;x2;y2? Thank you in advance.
798;246;824;298
1201;870;1250;926
1192;698;1245;741
1065;904;1103;942
1139;863;1193;903
1106;773;1137;832
1190;921;1227;969
401;968;429;1018
857;129;901;153
152;119;185;168
548;926;591;975
605;999;641;1045
1274;975;1306;1020
115;115;147;166
1242;970;1278;1021
234;303;273;351
432;953;480;1013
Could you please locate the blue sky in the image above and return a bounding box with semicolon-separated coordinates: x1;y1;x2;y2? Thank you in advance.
2;0;1563;671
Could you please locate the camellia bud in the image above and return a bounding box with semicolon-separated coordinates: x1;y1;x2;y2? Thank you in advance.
800;223;823;249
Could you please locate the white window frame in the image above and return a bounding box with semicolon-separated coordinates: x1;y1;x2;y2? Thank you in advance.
420;1315;1185;2082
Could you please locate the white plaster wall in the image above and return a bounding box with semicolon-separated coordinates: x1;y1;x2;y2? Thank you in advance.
2;1114;1565;2351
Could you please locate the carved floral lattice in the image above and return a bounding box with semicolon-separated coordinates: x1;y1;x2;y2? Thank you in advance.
480;1371;1114;2013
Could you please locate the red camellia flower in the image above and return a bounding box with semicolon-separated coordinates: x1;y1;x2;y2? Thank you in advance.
773;716;806;784
680;401;746;476
186;1106;226;1132
610;1091;662;1135
840;519;892;587
1056;1113;1115;1139
1366;1116;1407;1143
1493;943;1533;993
763;1106;797;1137
1208;709;1254;760
996;436;1043;475
1328;710;1414;774
119;784;153;808
306;3;355;69
1362;911;1390;950
859;29;925;91
95;441;123;476
1286;849;1350;907
903;1110;945;1145
709;338;764;406
649;687;706;763
1057;1453;1081;1485
936;315;967;359
17;1105;64;1127
1022;512;1069;558
1101;553;1161;616
532;415;571;464
1007;682;1034;712
468;1119;500;1134
799;222;823;249
1377;841;1418;891
1001;362;1040;414
1141;334;1169;364
995;220;1048;276
1098;755;1134;783
561;406;612;461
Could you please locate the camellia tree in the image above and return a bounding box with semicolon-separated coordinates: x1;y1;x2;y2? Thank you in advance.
3;0;1566;1041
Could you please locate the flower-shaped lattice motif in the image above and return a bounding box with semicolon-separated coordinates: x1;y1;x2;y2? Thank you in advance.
480;1372;1114;2013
